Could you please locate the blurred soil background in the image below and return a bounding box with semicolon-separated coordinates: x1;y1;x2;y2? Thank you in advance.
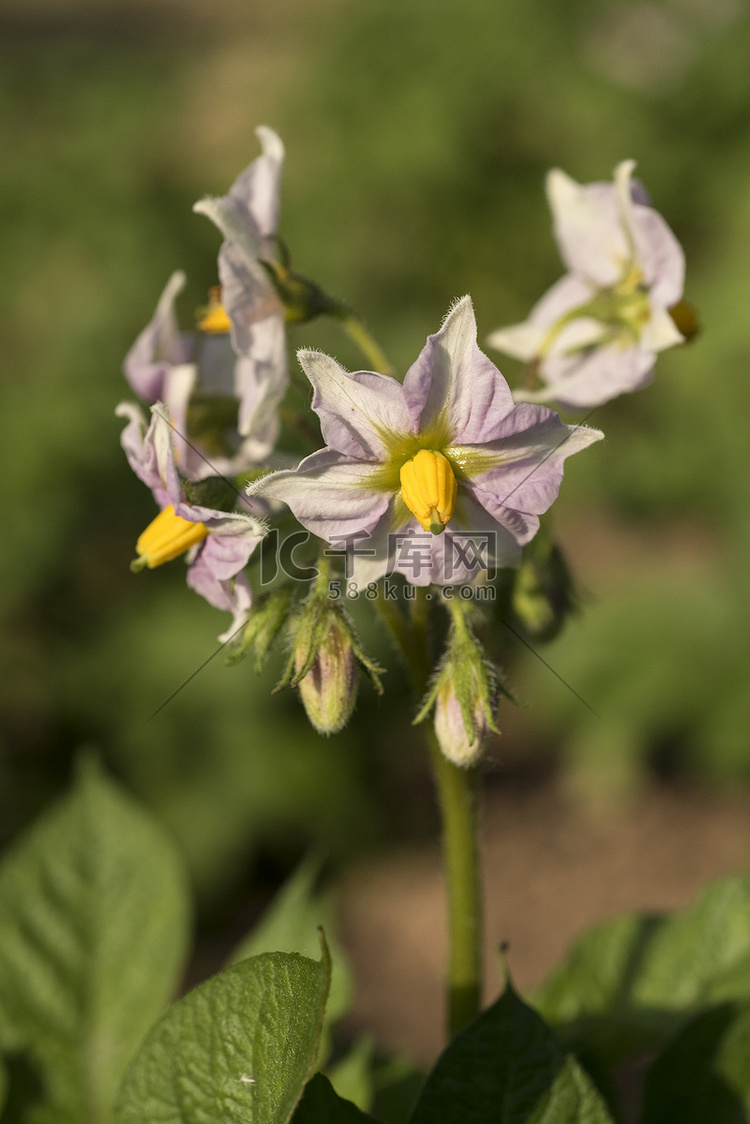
4;0;750;1066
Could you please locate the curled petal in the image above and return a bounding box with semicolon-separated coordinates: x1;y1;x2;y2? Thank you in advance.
116;401;181;508
123;271;189;402
194;127;286;361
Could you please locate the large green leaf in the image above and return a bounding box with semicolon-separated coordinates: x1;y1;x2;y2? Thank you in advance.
642;1001;750;1124
408;983;614;1124
0;758;190;1124
112;949;330;1124
291;1073;378;1123
230;854;352;1025
534;875;750;1065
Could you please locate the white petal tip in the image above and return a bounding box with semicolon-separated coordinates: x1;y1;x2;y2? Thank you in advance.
255;125;285;161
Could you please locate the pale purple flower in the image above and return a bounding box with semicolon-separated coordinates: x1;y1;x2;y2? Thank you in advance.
249;297;602;588
487;160;685;409
122;268;282;480
193;126;288;438
117;401;266;640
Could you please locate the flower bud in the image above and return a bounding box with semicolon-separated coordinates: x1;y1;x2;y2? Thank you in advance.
511;530;577;643
226;589;291;670
296;613;358;735
434;678;490;766
415;604;499;766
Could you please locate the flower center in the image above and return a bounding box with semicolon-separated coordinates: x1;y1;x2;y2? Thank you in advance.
400;449;457;535
134;504;208;568
197;287;232;334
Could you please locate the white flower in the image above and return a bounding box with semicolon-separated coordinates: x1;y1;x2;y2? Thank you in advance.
487;160;685;409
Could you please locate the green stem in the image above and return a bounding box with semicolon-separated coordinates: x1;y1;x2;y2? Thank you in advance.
427;734;482;1037
377;584;483;1037
339;312;396;378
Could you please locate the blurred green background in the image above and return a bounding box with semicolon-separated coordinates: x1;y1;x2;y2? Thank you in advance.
2;0;750;916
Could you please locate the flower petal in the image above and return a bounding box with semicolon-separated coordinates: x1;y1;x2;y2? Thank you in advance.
454;406;604;513
235;314;288;441
194;127;286;361
641;306;684;351
547;167;632;286
631;204;685;308
249;449;391;540
123;271;189;402
186;557;253;642
299;350;414;459
487;274;603;361
518;343;656;409
402;296;516;445
116;401;181;508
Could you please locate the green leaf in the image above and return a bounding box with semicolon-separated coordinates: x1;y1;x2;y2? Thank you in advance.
408;982;614;1124
230;854;352;1026
642;1001;750;1124
0;757;190;1124
291;1073;378;1123
534;875;750;1066
113;948;331;1124
371;1057;425;1124
327;1037;374;1112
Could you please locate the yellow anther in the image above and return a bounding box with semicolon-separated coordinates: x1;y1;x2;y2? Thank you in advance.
197;287;232;334
135;504;208;568
399;449;457;535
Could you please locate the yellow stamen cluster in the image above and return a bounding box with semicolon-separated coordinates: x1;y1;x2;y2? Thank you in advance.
400;449;457;535
135;504;208;568
197;287;232;334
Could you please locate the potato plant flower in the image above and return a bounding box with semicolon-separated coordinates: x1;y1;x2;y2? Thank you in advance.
123;269;284;480
193;125;288;437
118;401;266;640
250;296;603;587
487;160;686;409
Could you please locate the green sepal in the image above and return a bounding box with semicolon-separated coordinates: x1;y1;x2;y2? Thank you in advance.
183;471;244;513
259;258;341;325
227;587;294;670
414;601;499;742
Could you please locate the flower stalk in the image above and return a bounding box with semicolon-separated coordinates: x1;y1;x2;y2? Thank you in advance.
379;586;484;1038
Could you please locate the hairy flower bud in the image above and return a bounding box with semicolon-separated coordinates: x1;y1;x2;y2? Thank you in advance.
296;613;358;735
415;602;499;766
434;678;490;766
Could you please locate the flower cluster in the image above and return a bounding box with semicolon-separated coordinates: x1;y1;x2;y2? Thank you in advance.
487;161;688;409
117;134;690;749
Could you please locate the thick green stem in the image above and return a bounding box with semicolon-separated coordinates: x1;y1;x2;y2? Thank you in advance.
377;585;483;1037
